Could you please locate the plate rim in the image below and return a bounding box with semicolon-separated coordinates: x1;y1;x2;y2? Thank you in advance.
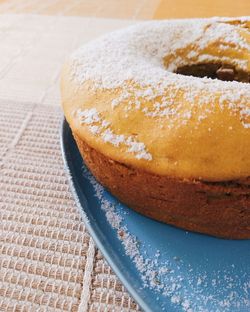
60;118;153;312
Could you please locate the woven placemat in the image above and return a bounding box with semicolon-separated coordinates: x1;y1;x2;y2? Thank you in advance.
0;100;140;311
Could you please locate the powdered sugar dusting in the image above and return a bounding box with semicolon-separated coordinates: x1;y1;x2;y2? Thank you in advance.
70;17;250;132
71;17;249;89
76;108;152;160
240;108;250;128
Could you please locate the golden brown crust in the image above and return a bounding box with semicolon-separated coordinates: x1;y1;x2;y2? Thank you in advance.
73;132;250;239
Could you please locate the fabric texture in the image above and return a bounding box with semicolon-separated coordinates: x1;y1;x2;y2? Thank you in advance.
0;100;139;311
0;14;139;312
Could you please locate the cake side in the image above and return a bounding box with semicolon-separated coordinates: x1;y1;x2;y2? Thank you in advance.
74;133;250;239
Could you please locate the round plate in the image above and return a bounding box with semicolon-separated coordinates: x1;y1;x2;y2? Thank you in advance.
61;119;250;312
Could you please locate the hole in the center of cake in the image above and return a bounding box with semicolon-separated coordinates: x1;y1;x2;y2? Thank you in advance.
175;63;249;83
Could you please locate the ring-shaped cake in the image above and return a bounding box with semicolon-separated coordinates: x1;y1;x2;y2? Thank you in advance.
61;17;250;239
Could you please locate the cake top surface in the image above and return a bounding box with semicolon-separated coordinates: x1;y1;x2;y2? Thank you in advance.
62;17;250;181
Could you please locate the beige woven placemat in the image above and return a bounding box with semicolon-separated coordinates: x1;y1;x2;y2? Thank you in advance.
0;100;140;311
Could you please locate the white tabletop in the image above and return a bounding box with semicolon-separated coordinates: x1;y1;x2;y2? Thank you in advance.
0;14;134;106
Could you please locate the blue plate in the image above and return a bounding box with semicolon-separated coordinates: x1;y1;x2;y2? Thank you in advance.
61;120;250;312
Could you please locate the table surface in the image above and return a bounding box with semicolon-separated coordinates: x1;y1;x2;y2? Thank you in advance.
0;0;248;19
